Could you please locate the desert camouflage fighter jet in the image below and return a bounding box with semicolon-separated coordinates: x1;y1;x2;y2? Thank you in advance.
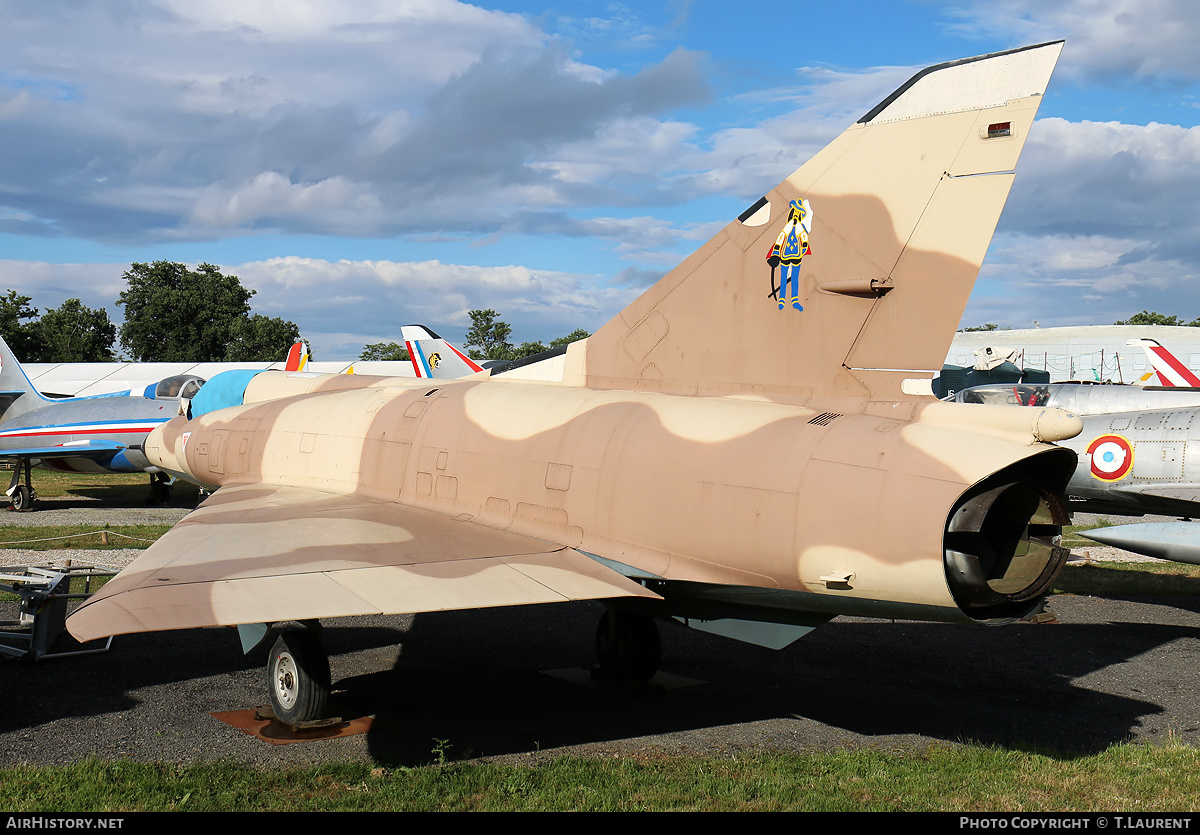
69;42;1080;724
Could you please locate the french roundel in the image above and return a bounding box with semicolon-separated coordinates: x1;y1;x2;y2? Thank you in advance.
1086;434;1134;481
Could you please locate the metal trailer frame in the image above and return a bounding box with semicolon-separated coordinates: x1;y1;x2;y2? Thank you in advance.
0;565;117;660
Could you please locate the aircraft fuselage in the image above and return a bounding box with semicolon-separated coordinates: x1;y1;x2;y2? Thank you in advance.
146;374;1079;626
0;395;171;473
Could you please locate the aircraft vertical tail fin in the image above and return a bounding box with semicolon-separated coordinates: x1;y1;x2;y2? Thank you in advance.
1128;338;1200;387
580;42;1064;401
0;334;51;421
284;341;310;372
401;324;485;379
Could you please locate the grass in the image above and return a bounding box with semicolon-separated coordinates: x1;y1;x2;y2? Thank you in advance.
2;744;1200;811
6;468;200;503
0;524;171;550
1057;517;1200;596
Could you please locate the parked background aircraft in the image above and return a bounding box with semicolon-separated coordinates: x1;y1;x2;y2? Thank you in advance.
948;341;1200;522
401;324;484;379
0;335;200;510
402;324;570;382
947;325;1200;384
1129;338;1200;387
68;43;1077;725
21;345;410;399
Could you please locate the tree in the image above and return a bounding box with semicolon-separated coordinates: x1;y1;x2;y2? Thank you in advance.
359;341;409;361
117;261;301;362
464;309;514;361
550;328;590;349
962;323;999;332
224;314;304;362
1114;311;1200;327
37;298;116;361
513;340;547;359
0;291;43;360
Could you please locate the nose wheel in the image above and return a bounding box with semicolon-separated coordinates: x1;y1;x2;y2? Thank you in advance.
267;627;331;724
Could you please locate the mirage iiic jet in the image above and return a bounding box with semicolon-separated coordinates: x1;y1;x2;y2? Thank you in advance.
948;341;1200;520
68;42;1079;725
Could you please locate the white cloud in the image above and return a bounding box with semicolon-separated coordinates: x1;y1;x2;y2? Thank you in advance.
0;4;712;245
945;0;1200;82
230;256;640;356
190;173;385;231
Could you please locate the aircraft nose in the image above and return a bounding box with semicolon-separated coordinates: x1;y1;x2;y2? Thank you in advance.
144;418;192;484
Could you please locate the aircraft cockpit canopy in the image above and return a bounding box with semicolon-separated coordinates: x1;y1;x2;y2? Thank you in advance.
149;374;206;401
955;383;1053;407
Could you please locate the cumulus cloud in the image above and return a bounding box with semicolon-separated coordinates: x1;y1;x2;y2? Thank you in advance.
0;253;641;359
955;114;1200;327
230;256;640;356
945;0;1200;83
0;2;714;245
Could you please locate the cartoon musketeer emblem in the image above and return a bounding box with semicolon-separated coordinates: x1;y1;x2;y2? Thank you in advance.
766;198;812;311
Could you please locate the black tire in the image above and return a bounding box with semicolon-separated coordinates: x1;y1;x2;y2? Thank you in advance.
595;607;660;681
267;629;331;724
12;484;32;512
148;477;171;505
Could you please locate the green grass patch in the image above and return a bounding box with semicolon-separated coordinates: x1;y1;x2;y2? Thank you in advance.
0;524;170;550
1061;518;1117;550
1057;517;1200;596
5;469;200;503
2;744;1200;811
1055;560;1200;597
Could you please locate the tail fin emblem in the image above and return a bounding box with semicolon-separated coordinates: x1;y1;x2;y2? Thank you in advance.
766;198;812;311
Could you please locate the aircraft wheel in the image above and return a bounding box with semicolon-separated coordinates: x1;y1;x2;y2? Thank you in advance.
268;628;331;724
11;485;33;512
148;476;171;505
595;607;660;681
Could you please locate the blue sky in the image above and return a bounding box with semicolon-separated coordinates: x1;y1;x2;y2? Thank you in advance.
3;0;1200;358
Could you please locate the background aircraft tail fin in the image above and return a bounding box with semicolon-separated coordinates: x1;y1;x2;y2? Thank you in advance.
401;324;485;379
284;341;310;372
580;41;1064;401
1128;338;1200;387
0;333;51;421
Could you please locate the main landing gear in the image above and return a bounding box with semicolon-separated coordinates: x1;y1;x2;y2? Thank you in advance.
594;606;661;682
147;472;173;505
267;624;331;725
7;460;36;512
255;608;663;725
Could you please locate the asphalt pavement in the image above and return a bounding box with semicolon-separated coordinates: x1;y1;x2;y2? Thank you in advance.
2;500;1199;768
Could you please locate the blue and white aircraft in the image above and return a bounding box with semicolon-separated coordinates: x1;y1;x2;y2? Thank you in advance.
0;335;203;511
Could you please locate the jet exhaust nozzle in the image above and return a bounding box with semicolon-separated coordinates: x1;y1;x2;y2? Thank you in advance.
943;449;1076;622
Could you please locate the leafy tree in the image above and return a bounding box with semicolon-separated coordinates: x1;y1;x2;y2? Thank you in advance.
464;309;514;361
359;341;410;361
1114;311;1200;327
117;261;301;362
224;314;304;362
963;323;999;332
461;310;590;361
513;340;547;359
551;328;590;348
118;262;253;361
0;290;43;360
37;298;116;361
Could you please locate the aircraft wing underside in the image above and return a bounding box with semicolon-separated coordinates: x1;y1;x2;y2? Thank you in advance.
1125;484;1200;504
0;440;126;460
68;483;658;641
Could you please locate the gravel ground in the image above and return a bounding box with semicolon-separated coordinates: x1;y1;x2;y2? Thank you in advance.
1;502;1199;768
